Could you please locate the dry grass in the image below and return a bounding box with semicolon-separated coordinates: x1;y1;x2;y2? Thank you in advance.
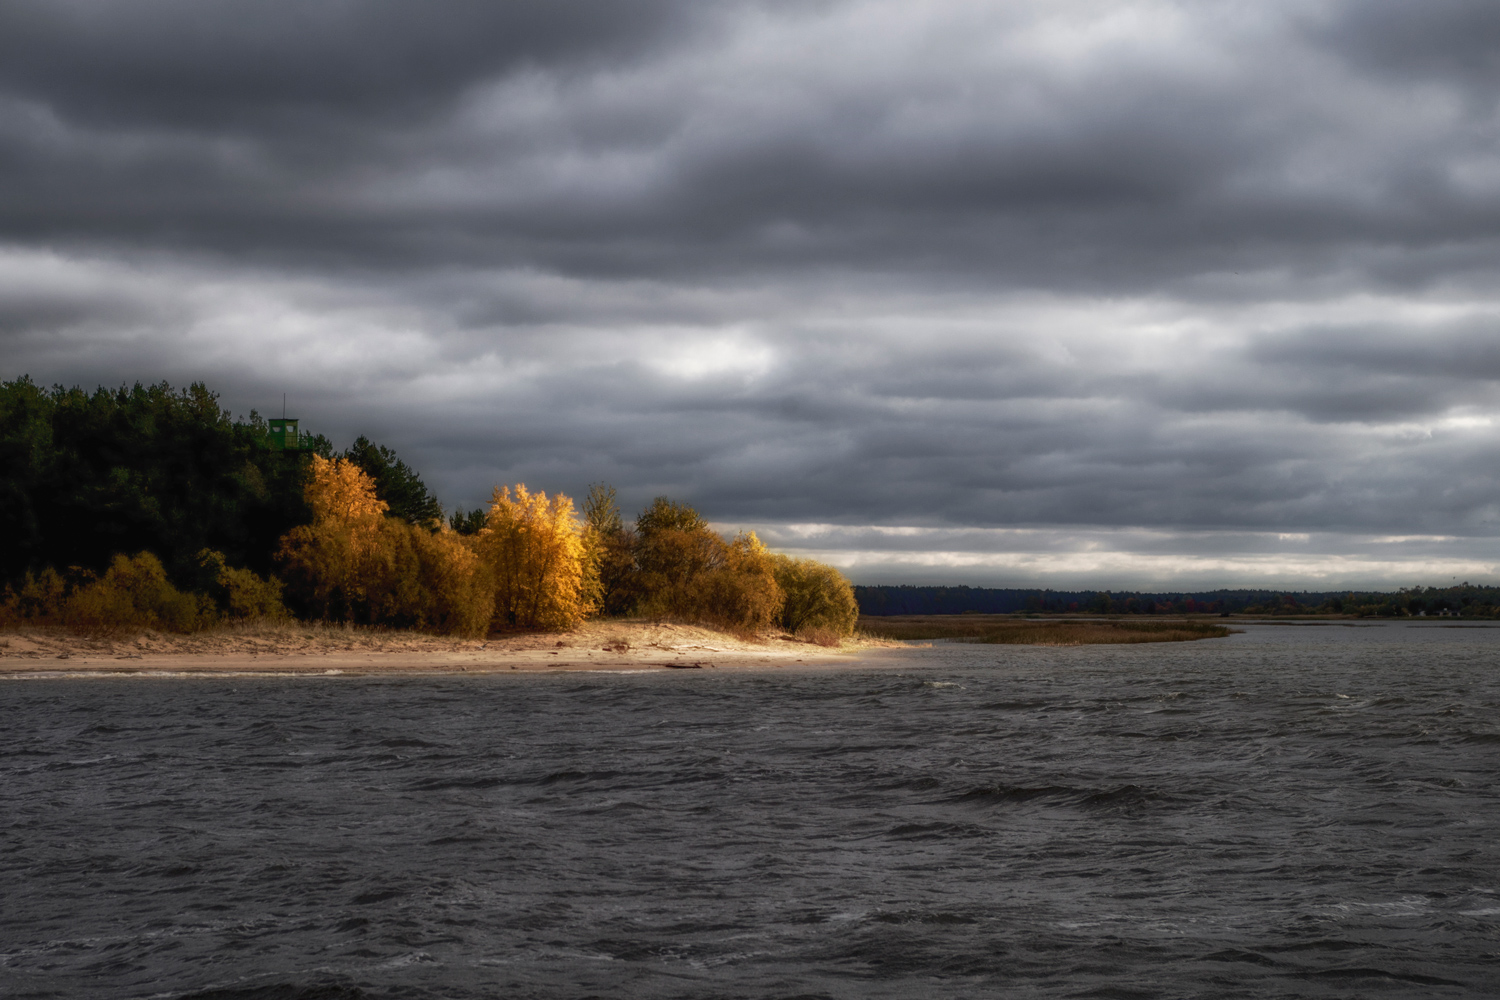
795;625;844;647
858;615;1233;645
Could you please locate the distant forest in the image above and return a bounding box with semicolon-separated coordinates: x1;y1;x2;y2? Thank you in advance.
855;584;1500;618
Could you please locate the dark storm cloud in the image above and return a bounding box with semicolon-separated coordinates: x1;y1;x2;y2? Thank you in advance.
0;0;689;123
3;0;1500;586
1316;0;1500;94
0;0;1492;286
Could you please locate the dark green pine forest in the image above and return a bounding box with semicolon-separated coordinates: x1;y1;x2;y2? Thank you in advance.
0;377;441;590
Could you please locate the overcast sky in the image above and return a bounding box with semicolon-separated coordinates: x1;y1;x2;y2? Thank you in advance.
4;0;1500;589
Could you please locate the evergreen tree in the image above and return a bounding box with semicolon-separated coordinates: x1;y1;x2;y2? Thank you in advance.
342;435;443;526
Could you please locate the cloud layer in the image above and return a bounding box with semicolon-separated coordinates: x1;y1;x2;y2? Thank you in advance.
3;0;1499;586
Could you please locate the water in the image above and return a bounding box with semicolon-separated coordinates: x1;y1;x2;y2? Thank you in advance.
3;622;1499;999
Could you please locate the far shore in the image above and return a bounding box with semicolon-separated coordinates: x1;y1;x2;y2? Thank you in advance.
0;621;890;678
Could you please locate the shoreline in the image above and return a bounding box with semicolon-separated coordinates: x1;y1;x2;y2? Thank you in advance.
0;647;870;679
0;621;888;678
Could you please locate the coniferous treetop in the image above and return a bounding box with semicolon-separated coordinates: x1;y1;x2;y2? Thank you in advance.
342;435;443;527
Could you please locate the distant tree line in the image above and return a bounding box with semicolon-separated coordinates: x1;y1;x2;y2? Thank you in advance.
0;377;859;639
855;584;1500;618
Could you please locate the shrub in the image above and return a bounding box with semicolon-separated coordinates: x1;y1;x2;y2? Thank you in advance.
478;484;592;631
695;532;784;636
361;523;492;636
634;518;783;636
772;555;859;637
66;552;214;634
0;567;69;627
197;549;288;620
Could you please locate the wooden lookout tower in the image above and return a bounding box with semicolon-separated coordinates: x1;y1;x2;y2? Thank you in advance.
267;417;303;451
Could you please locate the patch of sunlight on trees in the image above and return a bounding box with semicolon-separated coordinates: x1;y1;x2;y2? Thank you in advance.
1;376;862;640
772;555;860;643
591;494;781;638
480;484;592;632
278;456;492;636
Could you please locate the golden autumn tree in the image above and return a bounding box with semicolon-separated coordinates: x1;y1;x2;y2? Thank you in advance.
277;456;386;620
697;531;784;636
478;484;593;631
770;554;859;637
278;455;491;635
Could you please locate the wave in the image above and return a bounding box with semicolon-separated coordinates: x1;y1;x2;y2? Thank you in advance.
953;782;1176;811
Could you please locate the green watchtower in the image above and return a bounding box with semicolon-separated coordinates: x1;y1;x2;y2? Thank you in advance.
267;417;303;451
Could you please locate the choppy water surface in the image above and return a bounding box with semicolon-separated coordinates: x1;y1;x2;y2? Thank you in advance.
3;622;1500;999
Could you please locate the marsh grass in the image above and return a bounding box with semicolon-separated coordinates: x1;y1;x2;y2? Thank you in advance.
859;615;1233;645
977;621;1233;644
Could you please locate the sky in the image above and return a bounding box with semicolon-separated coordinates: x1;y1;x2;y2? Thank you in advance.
3;0;1500;590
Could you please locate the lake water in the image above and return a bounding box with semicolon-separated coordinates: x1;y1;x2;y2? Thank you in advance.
3;622;1499;999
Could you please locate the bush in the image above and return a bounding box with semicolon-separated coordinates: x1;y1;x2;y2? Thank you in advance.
696;532;784;636
772;555;859;637
66;552;214;634
1;553;235;635
197;549;288;620
634;519;783;636
366;523;492;635
0;567;69;627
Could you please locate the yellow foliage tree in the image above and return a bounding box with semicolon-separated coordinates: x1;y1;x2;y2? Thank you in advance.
771;554;859;637
278;456;491;635
278;456;384;621
306;453;390;524
478;484;593;631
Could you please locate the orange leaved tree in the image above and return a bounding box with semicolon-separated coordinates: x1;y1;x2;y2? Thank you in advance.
478;484;593;631
277;456;386;621
278;455;491;635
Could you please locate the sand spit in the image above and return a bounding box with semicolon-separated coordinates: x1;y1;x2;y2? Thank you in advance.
0;620;891;678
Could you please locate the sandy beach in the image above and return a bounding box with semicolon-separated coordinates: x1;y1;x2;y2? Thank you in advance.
0;620;887;678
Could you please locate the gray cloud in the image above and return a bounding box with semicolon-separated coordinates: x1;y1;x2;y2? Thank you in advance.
3;1;1500;587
